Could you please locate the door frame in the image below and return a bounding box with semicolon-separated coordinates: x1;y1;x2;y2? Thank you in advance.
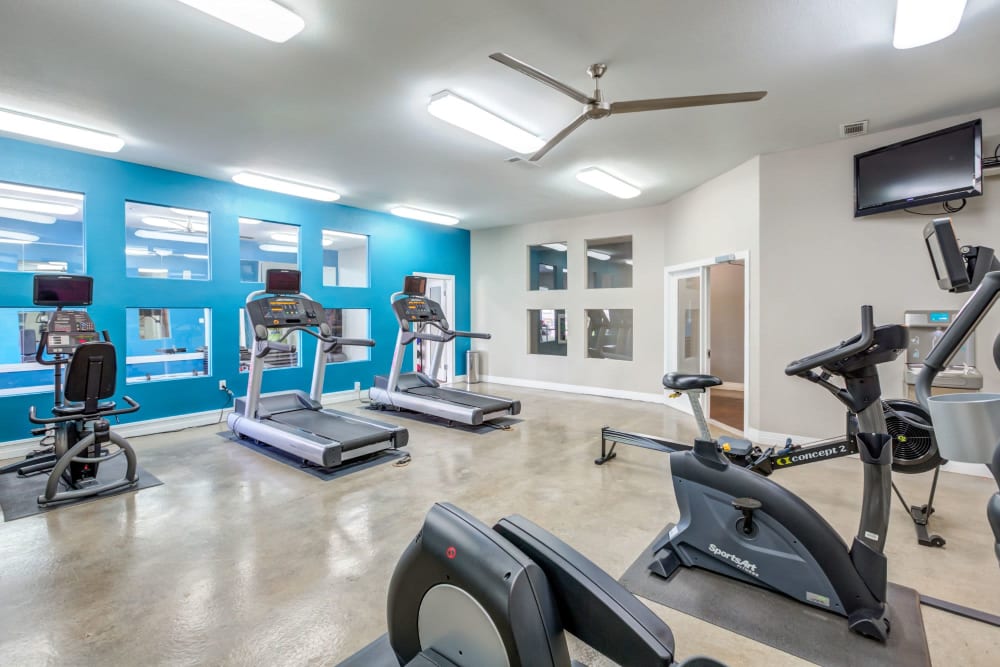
413;271;456;384
663;251;750;433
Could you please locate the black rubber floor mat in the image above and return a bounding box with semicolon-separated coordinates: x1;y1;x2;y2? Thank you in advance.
0;455;162;522
221;431;410;480
619;525;930;667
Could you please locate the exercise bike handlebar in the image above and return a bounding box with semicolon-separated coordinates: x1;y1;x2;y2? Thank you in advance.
28;395;140;424
784;305;875;376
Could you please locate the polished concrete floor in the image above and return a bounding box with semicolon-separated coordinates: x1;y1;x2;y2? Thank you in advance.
1;383;998;666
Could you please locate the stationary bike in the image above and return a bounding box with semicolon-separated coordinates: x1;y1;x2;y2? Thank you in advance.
648;305;902;641
0;275;141;507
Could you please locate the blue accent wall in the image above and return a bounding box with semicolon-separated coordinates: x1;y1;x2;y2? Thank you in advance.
0;137;471;443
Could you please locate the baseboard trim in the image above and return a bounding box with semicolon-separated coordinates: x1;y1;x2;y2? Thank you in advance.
482;375;665;404
0;388;365;462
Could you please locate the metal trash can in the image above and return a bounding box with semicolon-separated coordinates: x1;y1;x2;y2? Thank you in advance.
927;393;1000;464
466;350;482;384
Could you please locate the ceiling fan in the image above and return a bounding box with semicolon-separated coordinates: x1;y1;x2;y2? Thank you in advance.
489;52;767;162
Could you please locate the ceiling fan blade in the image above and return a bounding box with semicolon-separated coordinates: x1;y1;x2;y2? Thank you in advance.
529;113;590;162
489;52;595;105
609;91;767;114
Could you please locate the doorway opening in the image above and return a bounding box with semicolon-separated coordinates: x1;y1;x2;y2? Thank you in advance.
413;272;456;385
664;253;749;433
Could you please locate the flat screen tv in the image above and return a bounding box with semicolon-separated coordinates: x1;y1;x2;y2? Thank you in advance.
854;119;982;217
33;274;94;306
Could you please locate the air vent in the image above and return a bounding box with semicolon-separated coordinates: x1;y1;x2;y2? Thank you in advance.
839;120;868;138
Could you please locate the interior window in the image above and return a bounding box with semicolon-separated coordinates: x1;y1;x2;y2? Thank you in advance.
125;307;211;383
528;309;567;356
239;217;299;283
323;230;369;287
0;181;85;274
586;236;632;289
586;309;633;361
125;202;210;280
528;242;568;291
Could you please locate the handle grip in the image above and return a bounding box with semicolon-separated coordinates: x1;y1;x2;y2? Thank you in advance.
784;305;874;376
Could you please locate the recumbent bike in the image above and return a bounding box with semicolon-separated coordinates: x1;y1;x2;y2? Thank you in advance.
0;275;141;507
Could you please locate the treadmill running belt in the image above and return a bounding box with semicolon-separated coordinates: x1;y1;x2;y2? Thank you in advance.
406;386;511;413
270;410;392;450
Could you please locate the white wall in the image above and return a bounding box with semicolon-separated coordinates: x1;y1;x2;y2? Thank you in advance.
758;106;1000;438
471;156;759;400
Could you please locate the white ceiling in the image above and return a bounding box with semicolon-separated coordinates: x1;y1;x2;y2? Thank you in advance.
1;1;998;229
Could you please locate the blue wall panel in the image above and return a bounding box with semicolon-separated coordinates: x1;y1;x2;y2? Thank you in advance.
0;137;471;442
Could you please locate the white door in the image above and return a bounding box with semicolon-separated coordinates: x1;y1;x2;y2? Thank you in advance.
414;273;455;384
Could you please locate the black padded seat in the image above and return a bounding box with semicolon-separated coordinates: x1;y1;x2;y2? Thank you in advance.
662;373;722;391
52;400;116;417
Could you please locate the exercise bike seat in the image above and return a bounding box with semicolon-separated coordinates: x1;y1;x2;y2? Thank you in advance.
662;373;722;391
51;400;117;417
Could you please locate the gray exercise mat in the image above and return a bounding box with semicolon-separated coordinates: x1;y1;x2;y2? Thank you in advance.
0;454;162;522
619;525;930;667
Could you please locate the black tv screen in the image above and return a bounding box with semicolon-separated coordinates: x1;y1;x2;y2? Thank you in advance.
265;269;300;294
854;119;982;217
403;275;426;295
33;274;93;306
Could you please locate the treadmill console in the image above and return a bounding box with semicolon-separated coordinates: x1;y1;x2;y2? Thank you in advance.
395;296;446;322
247;296;323;330
45;311;99;356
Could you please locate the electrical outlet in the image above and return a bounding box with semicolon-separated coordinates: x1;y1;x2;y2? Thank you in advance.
353;381;361;392
219;380;228;391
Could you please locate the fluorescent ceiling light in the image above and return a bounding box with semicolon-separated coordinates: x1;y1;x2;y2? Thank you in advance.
258;243;298;254
183;253;209;260
138;268;169;275
427;91;544;154
323;230;367;240
624;259;634;266
893;0;967;49
0;208;56;224
135;229;208;245
174;0;305;43
233;172;340;202
541;242;567;252
587;250;611;261
390;206;459;226
0;196;78;217
0;230;40;243
576;168;641;199
125;247;152;256
238;217;262;225
35;262;67;272
0;108;124;153
170;207;208;218
152;248;174;256
0;183;83;201
562;268;568;273
270;231;299;243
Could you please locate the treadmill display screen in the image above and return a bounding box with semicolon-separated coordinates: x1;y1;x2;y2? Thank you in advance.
33;275;94;306
404;275;426;296
266;269;301;294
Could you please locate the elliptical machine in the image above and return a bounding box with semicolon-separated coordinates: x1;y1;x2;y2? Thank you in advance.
341;502;725;667
648;305;903;641
0;275;140;507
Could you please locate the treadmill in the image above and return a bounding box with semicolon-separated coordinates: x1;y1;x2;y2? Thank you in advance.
228;269;408;468
369;275;520;426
